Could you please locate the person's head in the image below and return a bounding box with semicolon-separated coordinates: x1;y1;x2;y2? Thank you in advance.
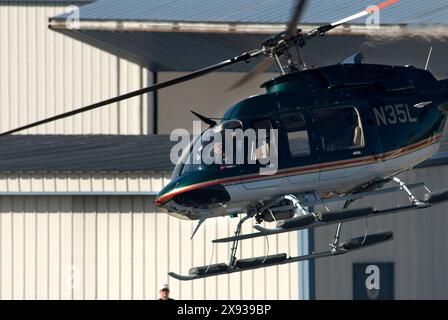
159;284;170;300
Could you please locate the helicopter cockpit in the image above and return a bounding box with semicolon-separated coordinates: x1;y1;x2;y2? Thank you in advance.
173;120;243;179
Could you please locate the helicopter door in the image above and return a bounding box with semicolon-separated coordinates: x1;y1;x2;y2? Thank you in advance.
313;106;369;181
241;118;285;190
280;112;319;185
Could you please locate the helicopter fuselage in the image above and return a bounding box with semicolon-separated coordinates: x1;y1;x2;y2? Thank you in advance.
156;64;448;221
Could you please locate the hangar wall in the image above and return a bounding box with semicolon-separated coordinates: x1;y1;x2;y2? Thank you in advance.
0;2;277;136
314;165;448;299
0;173;299;300
0;2;150;135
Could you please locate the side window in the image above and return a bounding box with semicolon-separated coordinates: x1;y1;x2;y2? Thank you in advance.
280;112;311;157
251;119;273;162
314;107;365;152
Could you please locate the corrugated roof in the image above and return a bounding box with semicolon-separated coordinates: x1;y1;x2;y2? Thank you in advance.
53;0;448;26
0;1;92;3
0;135;176;172
0;0;93;4
0;134;446;173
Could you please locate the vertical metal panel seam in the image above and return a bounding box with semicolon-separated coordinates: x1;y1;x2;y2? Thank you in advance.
226;217;230;300
10;207;13;299
178;217;182;299
34;197;38;299
142;198;146;300
58;197;61;300
24;3;29;129
71;196;74;300
116;57;121;134
251;221;254;300
263;234;266;299
118;199;121;299
214;219;218;300
95;196;98;300
8;5;13;131
167;201;171;294
276;234;279;299
46;197;50;299
287;232;291;299
147;70;153;134
0;195;2;299
152;71;158;134
203;219;206;298
238;221;242;300
22;207;25;299
68;26;74;133
139;67;143;134
41;4;47;133
106;197;110;299
52;5;57;133
15;5;20;131
3;5;11;133
131;197;134;300
154;206;158;296
88;45;93;133
82;197;86;299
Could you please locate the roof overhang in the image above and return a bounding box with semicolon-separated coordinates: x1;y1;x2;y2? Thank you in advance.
49;18;417;72
47;0;448;72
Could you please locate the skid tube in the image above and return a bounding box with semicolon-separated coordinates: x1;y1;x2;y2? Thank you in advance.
168;231;393;281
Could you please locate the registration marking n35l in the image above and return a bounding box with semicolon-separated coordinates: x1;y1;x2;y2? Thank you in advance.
373;104;418;126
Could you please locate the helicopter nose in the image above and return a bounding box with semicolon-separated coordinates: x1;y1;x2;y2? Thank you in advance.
156;181;231;209
155;189;175;207
155;197;163;207
155;181;179;207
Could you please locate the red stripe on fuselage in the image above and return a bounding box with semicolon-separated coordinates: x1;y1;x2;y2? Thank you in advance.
156;134;441;205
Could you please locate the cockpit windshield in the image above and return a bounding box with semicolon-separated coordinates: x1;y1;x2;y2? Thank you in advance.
174;120;243;177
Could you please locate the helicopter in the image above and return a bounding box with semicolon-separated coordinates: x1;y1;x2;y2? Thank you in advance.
2;0;448;281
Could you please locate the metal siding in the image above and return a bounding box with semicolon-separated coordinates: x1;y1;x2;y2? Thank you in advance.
0;173;172;193
0;196;299;299
0;3;149;134
314;166;448;299
0;173;299;299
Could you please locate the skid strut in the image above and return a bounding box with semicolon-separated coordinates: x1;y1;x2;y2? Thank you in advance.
168;184;448;281
330;223;342;252
168;230;394;281
229;215;251;267
392;176;429;208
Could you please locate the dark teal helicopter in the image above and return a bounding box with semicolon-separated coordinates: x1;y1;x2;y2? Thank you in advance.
3;0;448;281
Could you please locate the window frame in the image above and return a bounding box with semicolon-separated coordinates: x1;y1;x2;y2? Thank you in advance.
313;106;365;153
249;118;275;164
280;111;312;158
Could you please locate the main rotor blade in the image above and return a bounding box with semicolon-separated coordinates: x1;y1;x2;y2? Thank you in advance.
227;57;273;91
0;50;259;136
305;0;400;39
285;0;308;40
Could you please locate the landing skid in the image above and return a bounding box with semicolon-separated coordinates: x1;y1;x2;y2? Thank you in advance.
168;179;448;281
169;231;393;281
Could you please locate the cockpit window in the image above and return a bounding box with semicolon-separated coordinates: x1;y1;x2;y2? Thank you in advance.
314;107;365;152
250;119;273;162
280;112;311;157
179;120;242;175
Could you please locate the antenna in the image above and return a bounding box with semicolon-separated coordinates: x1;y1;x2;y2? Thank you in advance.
425;46;433;70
